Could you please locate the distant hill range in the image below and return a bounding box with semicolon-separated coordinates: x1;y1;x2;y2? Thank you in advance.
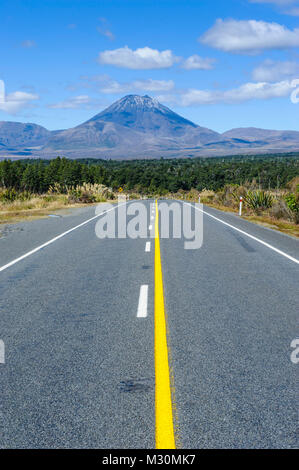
0;95;299;159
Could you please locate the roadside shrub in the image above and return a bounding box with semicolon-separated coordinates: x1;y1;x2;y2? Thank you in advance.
285;192;299;223
128;193;140;200
269;199;293;221
285;176;299;194
0;188;18;202
48;182;65;194
215;184;243;208
18;191;33;201
185;189;199;201
42;194;58;203
285;193;299;212
0;189;33;203
243;190;273;213
106;191;116;200
66;183;116;203
67;188;96;204
199;189;215;203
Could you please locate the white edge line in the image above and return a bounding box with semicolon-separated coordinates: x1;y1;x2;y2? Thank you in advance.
145;241;151;252
178;200;299;265
137;284;148;318
0;202;128;273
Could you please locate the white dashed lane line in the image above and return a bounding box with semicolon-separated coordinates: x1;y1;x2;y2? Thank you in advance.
137;285;149;318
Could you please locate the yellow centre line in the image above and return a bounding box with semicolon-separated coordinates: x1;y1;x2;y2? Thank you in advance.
154;199;176;449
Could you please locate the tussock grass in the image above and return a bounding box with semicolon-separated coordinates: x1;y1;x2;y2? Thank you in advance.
0;182;140;224
167;184;299;238
1;180;298;238
244;215;299;237
0;185;114;224
0;194;71;224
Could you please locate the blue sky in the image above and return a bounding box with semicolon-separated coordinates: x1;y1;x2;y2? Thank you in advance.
0;0;299;132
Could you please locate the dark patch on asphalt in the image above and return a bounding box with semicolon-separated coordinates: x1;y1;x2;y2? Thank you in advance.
3;263;39;283
227;228;256;253
119;377;153;393
0;226;24;239
142;265;151;270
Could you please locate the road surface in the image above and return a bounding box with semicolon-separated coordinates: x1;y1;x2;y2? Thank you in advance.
0;200;298;448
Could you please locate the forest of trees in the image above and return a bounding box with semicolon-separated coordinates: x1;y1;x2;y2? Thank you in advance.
0;154;298;195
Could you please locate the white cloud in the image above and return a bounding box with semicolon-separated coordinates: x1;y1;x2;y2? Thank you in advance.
0;80;39;114
249;0;296;5
132;79;174;92
86;76;174;94
249;0;299;15
98;28;115;40
252;59;299;81
157;80;294;106
181;54;216;70
21;40;36;48
97;17;115;40
285;6;299;14
200;19;299;53
48;95;91;109
98;46;179;69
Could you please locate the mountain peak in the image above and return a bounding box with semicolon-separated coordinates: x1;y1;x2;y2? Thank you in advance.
87;94;198;133
106;94;161;112
117;95;159;106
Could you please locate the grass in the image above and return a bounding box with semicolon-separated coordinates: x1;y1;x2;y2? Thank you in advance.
195;199;299;238
1;184;298;239
0;195;86;224
169;185;299;238
243;214;299;238
0;184;119;225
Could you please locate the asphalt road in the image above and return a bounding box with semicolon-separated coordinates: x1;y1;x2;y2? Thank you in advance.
0;200;298;449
